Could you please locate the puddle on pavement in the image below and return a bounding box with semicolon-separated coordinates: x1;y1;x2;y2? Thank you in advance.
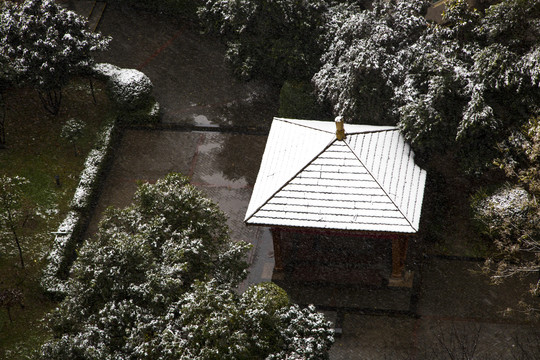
197;137;222;154
193;114;214;126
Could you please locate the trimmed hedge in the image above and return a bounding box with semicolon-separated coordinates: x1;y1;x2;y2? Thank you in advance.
41;118;120;298
42;64;160;298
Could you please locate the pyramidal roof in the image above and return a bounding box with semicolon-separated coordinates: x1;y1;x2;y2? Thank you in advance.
244;118;427;233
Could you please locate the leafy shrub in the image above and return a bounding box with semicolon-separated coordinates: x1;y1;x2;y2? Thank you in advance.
61;118;86;155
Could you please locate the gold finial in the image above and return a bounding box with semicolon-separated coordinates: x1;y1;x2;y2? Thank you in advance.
335;116;346;141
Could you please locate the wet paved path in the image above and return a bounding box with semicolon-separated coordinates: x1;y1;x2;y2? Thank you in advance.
65;2;540;359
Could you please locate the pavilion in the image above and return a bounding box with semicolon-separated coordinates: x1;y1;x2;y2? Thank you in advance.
245;117;427;286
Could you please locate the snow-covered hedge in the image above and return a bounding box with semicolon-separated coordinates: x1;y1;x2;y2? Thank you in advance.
42;119;120;298
41;211;82;297
93;63;159;122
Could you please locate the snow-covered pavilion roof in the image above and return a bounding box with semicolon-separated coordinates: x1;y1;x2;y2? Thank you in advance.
244;118;427;233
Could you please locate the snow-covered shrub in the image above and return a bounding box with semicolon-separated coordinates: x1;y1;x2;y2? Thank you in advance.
473;186;534;238
472;185;540;299
70;121;115;211
69;149;104;211
269;304;334;359
108;68;153;110
61;118;85;142
61;118;86;155
92;62;160;124
41;210;82;297
42;119;119;297
91;62;121;80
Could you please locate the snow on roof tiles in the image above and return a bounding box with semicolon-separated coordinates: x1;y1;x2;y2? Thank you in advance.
245;118;427;233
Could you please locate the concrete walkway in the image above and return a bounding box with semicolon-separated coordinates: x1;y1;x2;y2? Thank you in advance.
66;2;540;359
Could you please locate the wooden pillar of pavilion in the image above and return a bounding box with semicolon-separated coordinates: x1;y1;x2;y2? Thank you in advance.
389;235;412;287
391;236;408;279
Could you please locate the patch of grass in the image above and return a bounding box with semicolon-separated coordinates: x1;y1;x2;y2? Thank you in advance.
0;77;116;359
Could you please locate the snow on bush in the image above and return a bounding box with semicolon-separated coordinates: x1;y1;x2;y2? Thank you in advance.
108;67;153;110
92;62;121;80
42;120;118;297
475;186;532;225
70;121;114;211
93;63;159;122
41;210;81;297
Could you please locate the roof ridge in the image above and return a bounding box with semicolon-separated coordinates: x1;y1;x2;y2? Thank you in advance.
275;118;333;134
244;137;337;223
343;139;417;232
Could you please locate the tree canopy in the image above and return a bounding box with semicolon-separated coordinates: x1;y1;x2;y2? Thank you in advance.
41;173;334;359
313;0;540;169
198;0;330;82
313;0;430;126
0;0;110;114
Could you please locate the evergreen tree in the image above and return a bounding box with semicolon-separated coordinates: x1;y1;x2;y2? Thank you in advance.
313;0;430;126
0;0;110;115
41;173;334;359
313;0;540;169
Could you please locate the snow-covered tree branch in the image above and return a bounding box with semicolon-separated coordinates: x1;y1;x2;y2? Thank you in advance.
313;0;540;170
41;173;334;359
